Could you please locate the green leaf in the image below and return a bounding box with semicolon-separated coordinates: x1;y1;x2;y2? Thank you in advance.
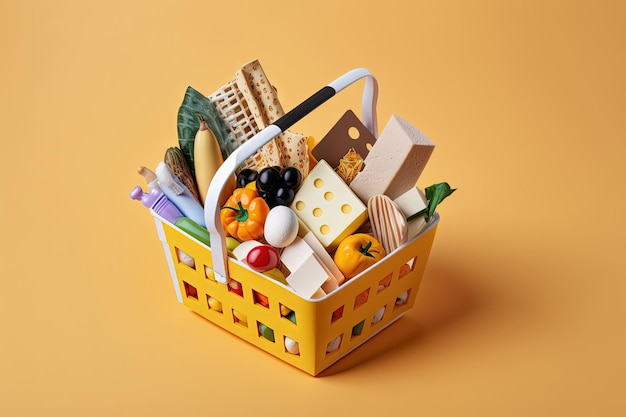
177;86;235;176
424;182;456;220
406;182;456;222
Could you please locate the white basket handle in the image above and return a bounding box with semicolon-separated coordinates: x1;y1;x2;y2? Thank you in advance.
204;68;378;283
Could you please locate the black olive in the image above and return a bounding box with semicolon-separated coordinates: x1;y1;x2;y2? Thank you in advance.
280;167;302;189
256;167;281;192
262;191;278;208
236;168;258;188
275;187;295;206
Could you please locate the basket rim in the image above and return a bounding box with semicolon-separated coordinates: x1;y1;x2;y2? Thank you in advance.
151;210;440;303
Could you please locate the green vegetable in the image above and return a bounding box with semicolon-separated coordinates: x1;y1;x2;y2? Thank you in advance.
407;182;456;222
177;86;234;176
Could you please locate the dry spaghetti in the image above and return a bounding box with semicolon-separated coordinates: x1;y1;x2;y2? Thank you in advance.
335;148;364;184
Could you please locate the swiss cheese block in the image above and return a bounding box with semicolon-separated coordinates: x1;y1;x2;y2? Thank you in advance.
349;114;435;201
291;160;368;250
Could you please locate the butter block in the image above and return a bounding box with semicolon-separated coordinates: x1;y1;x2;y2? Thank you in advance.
349;115;435;201
291;160;368;250
393;186;428;239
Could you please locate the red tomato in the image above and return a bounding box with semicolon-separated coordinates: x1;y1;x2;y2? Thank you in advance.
246;245;280;272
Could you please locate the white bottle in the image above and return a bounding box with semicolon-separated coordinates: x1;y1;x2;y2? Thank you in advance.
156;162;206;227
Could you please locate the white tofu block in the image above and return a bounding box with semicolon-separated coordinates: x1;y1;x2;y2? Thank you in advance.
349;114;435;201
281;237;331;298
302;231;345;285
291;160;368;250
285;255;329;298
280;237;313;270
393;186;428;239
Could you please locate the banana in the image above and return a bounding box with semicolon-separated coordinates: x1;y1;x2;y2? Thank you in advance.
193;115;224;204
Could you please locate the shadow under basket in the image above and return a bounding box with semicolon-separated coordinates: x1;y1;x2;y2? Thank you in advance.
152;211;439;376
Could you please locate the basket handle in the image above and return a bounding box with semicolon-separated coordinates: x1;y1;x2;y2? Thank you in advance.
204;68;378;283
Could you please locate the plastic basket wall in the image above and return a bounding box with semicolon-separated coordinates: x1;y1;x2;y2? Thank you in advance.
152;212;439;376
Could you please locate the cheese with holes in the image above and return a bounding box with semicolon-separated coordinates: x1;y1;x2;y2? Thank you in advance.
349;114;435;201
291;160;367;250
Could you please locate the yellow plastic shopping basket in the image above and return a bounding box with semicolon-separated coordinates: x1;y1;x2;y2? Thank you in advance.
149;68;439;376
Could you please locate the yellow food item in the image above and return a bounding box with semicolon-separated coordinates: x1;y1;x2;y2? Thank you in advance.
194;116;224;204
333;234;386;279
207;296;223;312
280;304;292;317
262;267;287;285
232;309;247;325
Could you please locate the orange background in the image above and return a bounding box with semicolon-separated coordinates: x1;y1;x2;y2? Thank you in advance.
1;0;625;415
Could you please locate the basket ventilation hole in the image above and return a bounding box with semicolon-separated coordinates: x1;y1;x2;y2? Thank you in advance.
206;295;223;313
253;290;270;308
228;279;244;297
284;336;300;355
371;306;386;324
354;288;370;310
377;273;393;292
280;304;297;324
176;248;195;269
331;305;344;323
258;322;275;342
351;320;365;338
399;257;418;278
232;309;248;327
326;334;343;354
394;290;411;308
183;282;198;300
204;266;216;281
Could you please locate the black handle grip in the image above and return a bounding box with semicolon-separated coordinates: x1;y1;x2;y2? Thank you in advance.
274;86;336;132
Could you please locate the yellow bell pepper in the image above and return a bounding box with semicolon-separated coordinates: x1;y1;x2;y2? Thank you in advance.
333;234;386;279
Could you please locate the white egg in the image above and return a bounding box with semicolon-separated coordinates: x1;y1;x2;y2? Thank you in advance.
177;248;195;268
395;291;409;305
326;336;341;353
264;206;299;248
372;306;386;324
284;337;300;355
